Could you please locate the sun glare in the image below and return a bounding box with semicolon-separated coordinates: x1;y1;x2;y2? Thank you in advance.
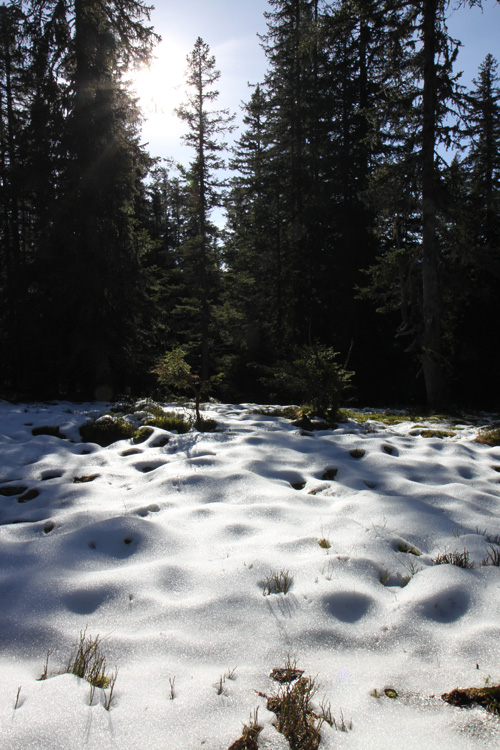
129;38;188;137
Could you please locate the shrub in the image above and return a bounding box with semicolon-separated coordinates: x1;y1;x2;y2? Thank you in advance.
271;345;353;420
80;416;135;446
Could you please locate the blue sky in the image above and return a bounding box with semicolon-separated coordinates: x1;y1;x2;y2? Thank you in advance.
132;0;500;165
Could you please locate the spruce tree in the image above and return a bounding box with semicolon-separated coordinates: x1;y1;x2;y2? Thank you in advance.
442;53;500;405
0;2;27;387
9;0;159;396
174;37;234;381
360;0;488;407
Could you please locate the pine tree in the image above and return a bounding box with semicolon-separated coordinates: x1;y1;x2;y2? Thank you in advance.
465;53;500;253
0;2;27;387
174;37;234;381
360;0;488;407
441;53;500;405
8;0;159;396
222;0;384;400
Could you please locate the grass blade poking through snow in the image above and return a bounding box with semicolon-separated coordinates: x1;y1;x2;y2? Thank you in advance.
65;629;113;689
262;570;293;596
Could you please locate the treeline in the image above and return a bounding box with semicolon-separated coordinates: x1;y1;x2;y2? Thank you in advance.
1;0;499;409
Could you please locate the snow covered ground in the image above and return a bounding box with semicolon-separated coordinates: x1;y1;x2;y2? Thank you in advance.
1;399;500;750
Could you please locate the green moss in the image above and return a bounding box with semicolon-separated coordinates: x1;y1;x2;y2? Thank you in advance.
384;688;398;699
79;417;135;446
338;409;467;427
144;412;192;433
321;468;338;481
132;426;154;444
476;427;500;446
73;474;100;484
349;448;365;459
0;485;28;496
417;429;456;439
32;425;64;438
18;489;40;502
338;409;418;425
252;406;301;419
196;417;218;432
442;685;500;715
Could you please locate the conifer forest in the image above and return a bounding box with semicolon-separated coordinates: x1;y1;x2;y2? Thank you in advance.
1;0;499;410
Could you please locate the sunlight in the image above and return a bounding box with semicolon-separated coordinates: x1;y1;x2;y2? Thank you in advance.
128;37;188;138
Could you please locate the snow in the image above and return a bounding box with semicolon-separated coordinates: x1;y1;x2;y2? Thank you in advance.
1;400;500;749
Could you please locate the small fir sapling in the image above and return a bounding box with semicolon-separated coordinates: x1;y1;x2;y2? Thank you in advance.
152;347;222;430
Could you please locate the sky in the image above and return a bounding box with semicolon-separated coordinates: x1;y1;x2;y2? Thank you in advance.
130;0;500;167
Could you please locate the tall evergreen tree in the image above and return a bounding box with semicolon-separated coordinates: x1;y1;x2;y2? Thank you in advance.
223;0;386;399
0;1;27;386
441;53;500;405
360;0;488;407
0;0;159;396
174;37;234;380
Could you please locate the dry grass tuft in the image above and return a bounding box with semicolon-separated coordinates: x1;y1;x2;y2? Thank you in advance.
434;550;474;568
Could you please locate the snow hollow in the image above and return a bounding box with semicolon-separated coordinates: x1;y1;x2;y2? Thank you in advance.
1;400;500;750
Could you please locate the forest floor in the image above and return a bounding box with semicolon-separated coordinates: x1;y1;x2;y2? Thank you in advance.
1;399;500;749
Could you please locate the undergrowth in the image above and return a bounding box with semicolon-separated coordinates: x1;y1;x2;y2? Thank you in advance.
476;426;500;446
434;550;474;568
144;411;192;433
65;630;113;689
79;416;135;446
228;709;262;750
264;659;352;749
262;570;294;595
442;684;500;715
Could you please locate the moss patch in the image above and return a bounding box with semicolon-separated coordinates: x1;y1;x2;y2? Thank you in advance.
132;426;154;444
321;468;338;481
476;427;500;447
32;425;65;438
442;685;500;715
0;485;28;497
144;412;191;433
416;429;456;439
80;417;135;446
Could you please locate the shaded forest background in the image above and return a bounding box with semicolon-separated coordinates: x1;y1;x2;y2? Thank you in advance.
1;0;499;409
